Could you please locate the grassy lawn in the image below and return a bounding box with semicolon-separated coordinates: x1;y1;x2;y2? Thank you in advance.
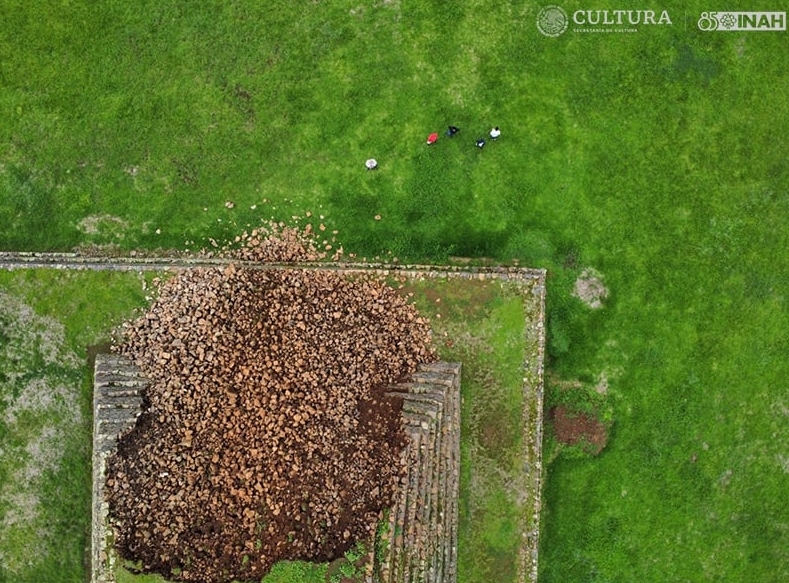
2;1;789;582
0;270;150;583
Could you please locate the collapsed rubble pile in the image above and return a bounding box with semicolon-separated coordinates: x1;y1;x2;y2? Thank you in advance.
222;223;334;263
105;226;434;583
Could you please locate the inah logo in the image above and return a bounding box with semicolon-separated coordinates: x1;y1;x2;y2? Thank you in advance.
537;5;569;37
698;11;786;31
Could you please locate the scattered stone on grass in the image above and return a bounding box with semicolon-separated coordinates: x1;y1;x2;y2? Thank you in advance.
572;267;608;309
220;222;336;262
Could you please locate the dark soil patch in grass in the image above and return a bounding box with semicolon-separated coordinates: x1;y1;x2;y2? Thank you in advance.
324;557;351;583
323;551;368;583
87;341;112;371
479;404;519;465
550;406;608;456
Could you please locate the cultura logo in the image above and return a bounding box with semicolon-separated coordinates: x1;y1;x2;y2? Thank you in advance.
573;9;672;25
698;11;786;31
537;5;673;36
537;5;569;37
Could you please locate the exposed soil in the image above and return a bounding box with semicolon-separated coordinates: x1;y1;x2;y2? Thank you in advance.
324;554;368;583
550;406;608;455
87;341;113;372
479;404;517;465
104;227;435;583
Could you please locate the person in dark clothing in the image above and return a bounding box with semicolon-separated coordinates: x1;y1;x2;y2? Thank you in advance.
447;125;460;137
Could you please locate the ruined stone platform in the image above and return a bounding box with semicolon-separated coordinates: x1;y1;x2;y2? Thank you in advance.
91;357;461;583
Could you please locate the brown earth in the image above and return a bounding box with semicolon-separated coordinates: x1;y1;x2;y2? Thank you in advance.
550;406;608;455
105;227;435;583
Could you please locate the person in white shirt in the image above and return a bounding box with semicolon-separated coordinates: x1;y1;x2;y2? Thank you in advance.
490;126;501;140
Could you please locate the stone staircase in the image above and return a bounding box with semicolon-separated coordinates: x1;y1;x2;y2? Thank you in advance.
375;361;461;583
91;353;147;583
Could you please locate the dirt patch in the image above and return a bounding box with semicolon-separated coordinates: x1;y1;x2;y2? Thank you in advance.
550;406;608;455
479;404;518;465
594;372;609;395
76;214;129;238
572;267;608;309
87;341;113;372
325;554;367;583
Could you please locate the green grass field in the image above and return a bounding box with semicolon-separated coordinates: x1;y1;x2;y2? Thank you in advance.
0;270;151;583
2;0;789;582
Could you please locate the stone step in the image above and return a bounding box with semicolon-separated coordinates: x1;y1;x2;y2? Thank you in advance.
405;393;444;409
408;420;433;583
374;361;462;583
96;415;139;434
401;398;441;423
91;353;149;583
94;358;145;375
402;411;435;583
96;400;141;412
427;409;445;583
410;402;442;536
95;371;147;384
384;426;419;583
411;415;437;583
432;404;451;583
398;428;423;583
389;382;446;397
378;441;408;583
421;362;462;380
437;380;458;583
433;362;460;583
98;386;143;398
96;401;142;423
412;398;446;578
414;411;441;582
96;405;139;424
409;370;456;388
445;368;461;583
